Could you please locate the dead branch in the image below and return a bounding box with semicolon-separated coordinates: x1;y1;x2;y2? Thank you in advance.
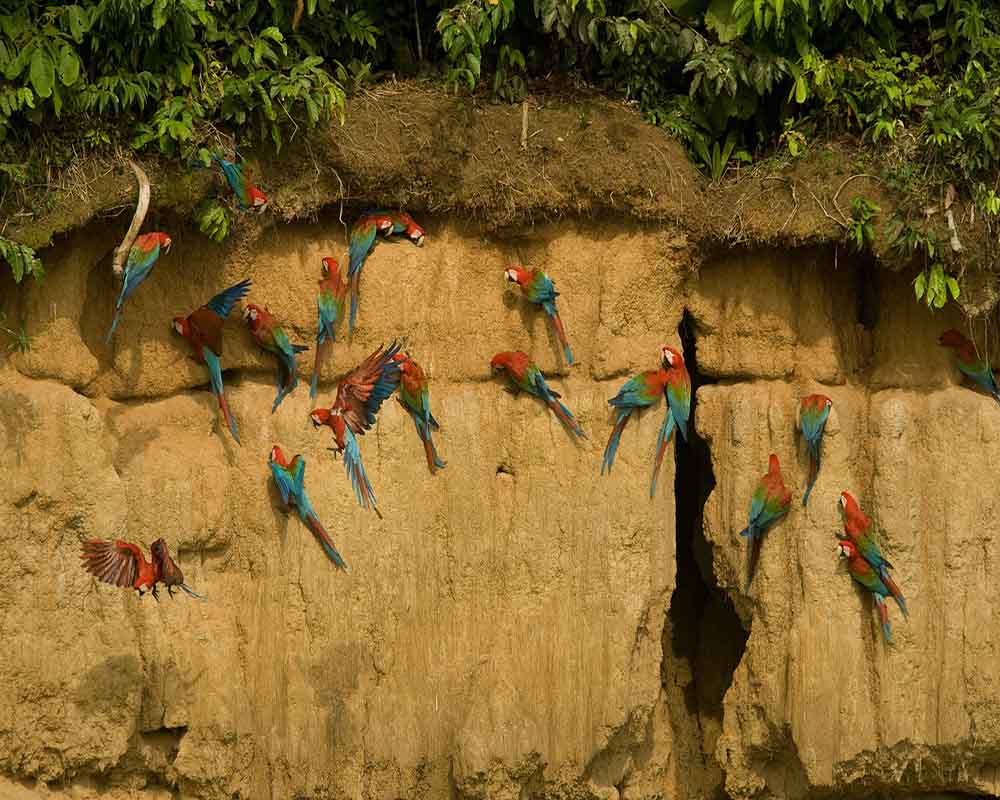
111;161;150;278
292;0;304;31
521;101;528;150
831;173;883;224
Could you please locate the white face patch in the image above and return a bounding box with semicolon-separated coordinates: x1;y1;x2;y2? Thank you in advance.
839;495;847;510
505;270;517;282
663;349;674;365
172;320;183;334
310;413;323;426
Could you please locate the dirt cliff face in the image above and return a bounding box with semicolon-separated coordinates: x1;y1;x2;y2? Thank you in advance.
1;210;996;800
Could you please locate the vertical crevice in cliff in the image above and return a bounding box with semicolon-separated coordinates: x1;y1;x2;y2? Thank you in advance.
661;309;747;799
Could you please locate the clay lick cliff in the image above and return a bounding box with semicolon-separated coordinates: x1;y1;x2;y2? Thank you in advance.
3;90;1000;800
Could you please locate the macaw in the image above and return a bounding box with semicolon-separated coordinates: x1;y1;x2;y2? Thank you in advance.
739;453;792;592
80;537;205;600
838;491;907;616
938;328;1000;405
310;341;403;515
346;212;395;333
602;365;669;475
798;394;833;506
244;303;309;413
269;445;347;570
310;256;347;400
504;264;574;365
838;539;895;644
106;232;172;344
490;350;586;438
393;352;446;474
172;278;252;444
650;346;692;497
211;153;268;211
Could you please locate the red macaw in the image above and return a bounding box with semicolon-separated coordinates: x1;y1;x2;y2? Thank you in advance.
310;257;347;400
346;212;395;333
650;346;692;497
490;350;585;437
80;538;205;600
838;539;895;644
798;394;833;506
172;278;252;444
504;264;574;365
244;303;309;413
393;352;446;474
107;232;172;344
938;328;1000;405
740;453;792;592
211;153;268;211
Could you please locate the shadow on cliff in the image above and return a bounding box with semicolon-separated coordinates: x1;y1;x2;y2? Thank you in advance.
663;309;748;800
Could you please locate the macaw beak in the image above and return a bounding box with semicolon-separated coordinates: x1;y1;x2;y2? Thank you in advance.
414;234;424;247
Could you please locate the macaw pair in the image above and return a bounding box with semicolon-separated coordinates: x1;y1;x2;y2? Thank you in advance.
837;491;908;644
244;304;309;413
939;328;1000;405
80;537;205;600
106;231;172;344
600;346;691;497
211;153;268;211
347;210;425;333
505;264;574;365
173;278;253;444
491;350;586;438
269;446;347;570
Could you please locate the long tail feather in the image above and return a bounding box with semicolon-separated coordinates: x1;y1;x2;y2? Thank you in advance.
349;272;360;333
106;307;123;344
649;410;676;498
802;455;818;507
304;511;348;570
421;431;447;474
875;596;893;644
601;411;631;475
311;337;330;400
880;569;908;617
547;398;586;438
180;583;207;599
203;348;240;444
546;307;574;365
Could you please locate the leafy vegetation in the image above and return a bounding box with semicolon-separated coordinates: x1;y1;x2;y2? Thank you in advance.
2;0;999;310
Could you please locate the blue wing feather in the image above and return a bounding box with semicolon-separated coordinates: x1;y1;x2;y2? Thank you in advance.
206;278;252;318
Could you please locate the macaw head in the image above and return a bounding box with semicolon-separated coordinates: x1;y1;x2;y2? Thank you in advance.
249;186;268;212
937;328;968;350
243;303;265;333
309;407;331;429
661;346;684;370
157;233;173;253
321;257;339;278
269;445;288;466
395;211;425;246
767;453;781;476
374;216;394;235
171;316;189;338
490;352;512;375
837;539;859;560
391;352;412;373
504;265;530;286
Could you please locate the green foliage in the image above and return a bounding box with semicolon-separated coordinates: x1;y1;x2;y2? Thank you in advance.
914;262;961;310
0;234;43;283
0;311;29;352
847;197;880;252
195;198;232;242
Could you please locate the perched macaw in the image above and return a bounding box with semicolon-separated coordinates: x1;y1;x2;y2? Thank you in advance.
172;278;252;444
311;257;347;400
650;346;692;497
310;341;403;515
346;212;395;333
838;539;895;644
504;264;574;365
392;352;446;474
80;537;205;600
838;491;907;617
269;445;347;570
490;350;586;438
938;328;1000;405
107;232;172;344
211;153;268;211
244;303;309;413
739;453;792;592
798;394;833;506
602;364;670;475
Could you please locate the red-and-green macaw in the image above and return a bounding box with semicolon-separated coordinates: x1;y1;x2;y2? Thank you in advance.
106;232;172;344
740;453;792;592
346;212;395;333
310;341;403;516
310;256;347;400
244;303;309;413
838;538;895;644
392;352;446;474
602;365;669;475
938;328;1000;405
504;264;574;365
365;208;426;246
838;491;907;617
650;346;692;497
80;537;205;600
172;278;251;444
211;153;268;211
269;445;347;570
798;394;833;506
490;350;586;438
